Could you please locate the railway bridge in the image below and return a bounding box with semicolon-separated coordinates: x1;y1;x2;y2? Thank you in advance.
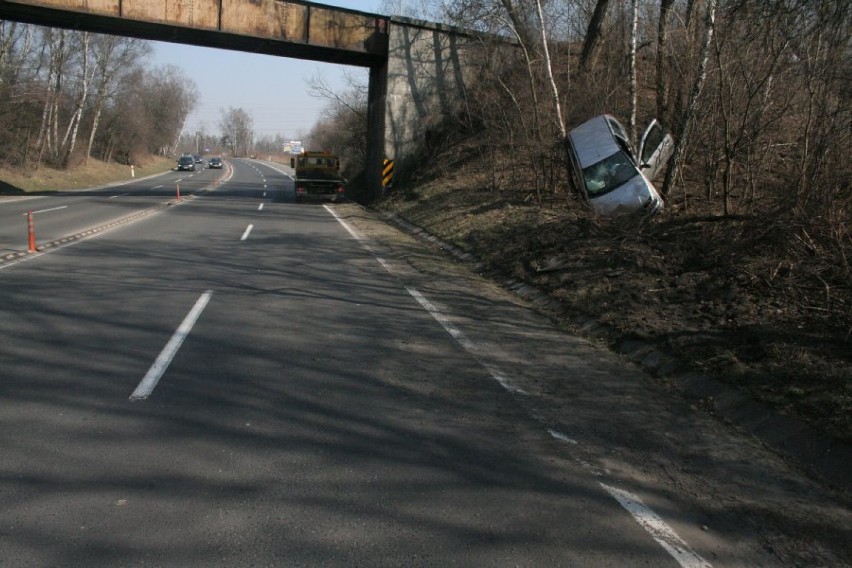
0;0;497;200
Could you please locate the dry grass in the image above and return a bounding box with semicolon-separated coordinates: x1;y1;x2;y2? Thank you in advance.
0;156;176;194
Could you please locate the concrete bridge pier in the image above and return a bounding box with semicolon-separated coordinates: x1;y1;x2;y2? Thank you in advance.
366;62;389;204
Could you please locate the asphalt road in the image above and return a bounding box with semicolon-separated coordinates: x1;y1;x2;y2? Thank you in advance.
0;161;254;256
0;159;843;567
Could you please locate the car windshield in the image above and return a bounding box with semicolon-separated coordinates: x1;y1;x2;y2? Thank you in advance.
179;157;192;163
582;150;638;197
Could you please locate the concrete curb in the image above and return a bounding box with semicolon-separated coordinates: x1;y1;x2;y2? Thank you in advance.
380;210;852;494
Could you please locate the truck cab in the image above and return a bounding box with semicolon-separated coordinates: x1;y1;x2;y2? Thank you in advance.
290;151;346;203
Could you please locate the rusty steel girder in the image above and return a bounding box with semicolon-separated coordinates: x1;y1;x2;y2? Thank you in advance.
0;0;389;66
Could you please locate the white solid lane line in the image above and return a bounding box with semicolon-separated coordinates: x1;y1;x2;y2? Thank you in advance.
0;195;44;204
109;193;130;199
406;287;527;396
600;484;712;568
130;291;213;401
324;204;525;395
325;202;713;567
30;205;69;215
241;224;254;241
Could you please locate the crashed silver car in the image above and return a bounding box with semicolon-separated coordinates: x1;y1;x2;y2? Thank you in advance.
567;114;673;216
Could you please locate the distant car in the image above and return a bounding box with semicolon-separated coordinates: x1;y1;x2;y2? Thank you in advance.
177;155;195;171
567;114;673;216
193;154;203;164
208;157;223;169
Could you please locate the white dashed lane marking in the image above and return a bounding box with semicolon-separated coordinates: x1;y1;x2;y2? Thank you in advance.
129;291;212;401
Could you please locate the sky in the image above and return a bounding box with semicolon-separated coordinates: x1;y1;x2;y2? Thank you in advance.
149;1;391;142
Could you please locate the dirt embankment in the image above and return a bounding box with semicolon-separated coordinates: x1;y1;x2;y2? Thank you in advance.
376;174;852;456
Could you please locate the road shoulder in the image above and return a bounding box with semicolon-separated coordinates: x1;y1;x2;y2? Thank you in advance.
330;202;852;567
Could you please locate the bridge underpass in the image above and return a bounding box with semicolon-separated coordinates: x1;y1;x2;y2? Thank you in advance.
0;0;495;200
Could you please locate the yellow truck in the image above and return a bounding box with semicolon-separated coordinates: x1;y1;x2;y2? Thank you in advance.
290;150;346;203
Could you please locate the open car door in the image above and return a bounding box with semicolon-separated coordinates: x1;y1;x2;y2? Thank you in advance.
638;119;674;180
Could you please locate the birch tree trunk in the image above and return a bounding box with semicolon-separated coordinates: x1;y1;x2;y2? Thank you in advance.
62;32;92;167
86;89;106;165
627;0;639;146
86;37;149;164
172;115;187;157
534;0;566;139
662;0;719;197
35;30;55;150
47;30;67;164
36;30;63;166
655;0;675;126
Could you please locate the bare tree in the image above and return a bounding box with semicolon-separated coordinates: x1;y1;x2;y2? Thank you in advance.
35;28;69;166
579;0;611;73
307;70;367;121
438;0;578;198
627;0;638;145
219;107;254;157
495;0;544;156
661;0;718;198
307;69;371;187
0;22;38;165
85;35;150;164
60;31;93;167
145;65;198;157
0;23;200;167
655;0;676;126
97;64;197;163
534;0;566;139
0;21;20;76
